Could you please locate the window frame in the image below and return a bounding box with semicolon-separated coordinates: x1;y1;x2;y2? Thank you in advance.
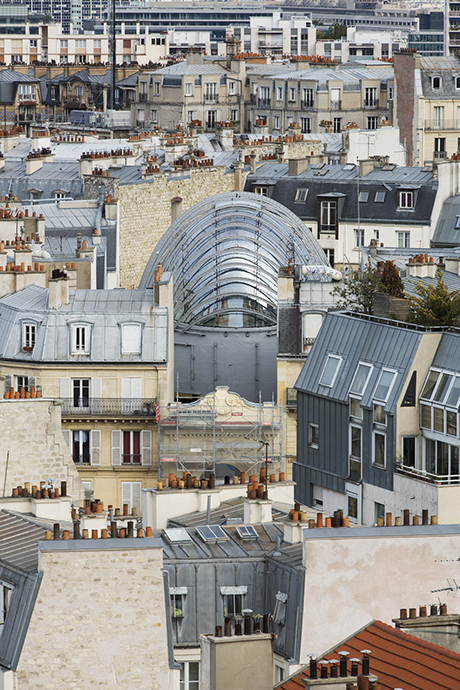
295;188;308;202
349;362;373;396
373;430;386;468
121;322;142;355
373;368;397;403
349;424;362;480
319;354;342;388
398;190;414;210
70;323;91;355
22;321;36;350
308;422;319;448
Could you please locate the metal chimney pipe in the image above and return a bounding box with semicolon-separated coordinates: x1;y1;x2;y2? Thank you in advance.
262;613;270;633
224;617;232;636
53;523;60;540
362;654;370;675
309;658;318;680
73;521;80;539
110;521;117;538
403;509;410;526
244;615;252;635
206;495;211;524
215;626;223;637
339;652;348;676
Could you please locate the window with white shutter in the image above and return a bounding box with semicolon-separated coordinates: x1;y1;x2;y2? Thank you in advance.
111;429;122;465
121;378;142;414
122;324;142;354
141;430;152;466
91;429;101;465
121;481;142;514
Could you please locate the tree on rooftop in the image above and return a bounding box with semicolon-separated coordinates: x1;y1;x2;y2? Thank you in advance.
407;268;460;328
378;260;405;298
332;263;382;315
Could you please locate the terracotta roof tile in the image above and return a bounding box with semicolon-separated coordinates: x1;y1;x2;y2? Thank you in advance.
275;620;460;690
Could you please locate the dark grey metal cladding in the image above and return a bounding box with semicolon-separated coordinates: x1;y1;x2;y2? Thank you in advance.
0;561;42;671
431;196;460;247
266;554;304;662
431;332;460;370
174;325;277;403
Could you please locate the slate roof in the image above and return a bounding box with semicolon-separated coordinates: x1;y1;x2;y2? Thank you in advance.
0;161;82;201
431;195;460;246
153;62;226;77
244;163;437;226
0;283;170;363
168;496;288;529
403;271;460;297
275;619;460;690
420;55;460;99
295;311;423;414
255;66;393;87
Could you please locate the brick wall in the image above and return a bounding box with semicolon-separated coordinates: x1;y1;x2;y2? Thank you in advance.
0;399;84;504
394;52;417;166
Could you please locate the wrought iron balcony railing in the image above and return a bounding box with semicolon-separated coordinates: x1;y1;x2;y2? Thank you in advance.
60;398;158;417
286;388;297;408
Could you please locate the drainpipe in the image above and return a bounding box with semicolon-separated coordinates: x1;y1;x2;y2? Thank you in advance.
95;184;105;234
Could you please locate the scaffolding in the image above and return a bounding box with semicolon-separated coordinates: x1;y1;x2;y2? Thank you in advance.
158;392;283;480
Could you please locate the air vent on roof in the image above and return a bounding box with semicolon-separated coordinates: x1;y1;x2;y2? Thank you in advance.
164;527;192;543
236;525;258;540
343;163;356;171
196;525;229;542
311;162;325;170
382;164;396;171
314;169;328;177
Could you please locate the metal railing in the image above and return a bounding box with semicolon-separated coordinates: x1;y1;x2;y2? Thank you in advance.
122;454;142;464
425;120;460;130
330;100;342;110
301;100;314;110
138;93;148;102
60;398;158;417
73;454;91;465
396;463;460;485
364;99;379;109
258;98;271;108
203;94;219;104
433;150;447;160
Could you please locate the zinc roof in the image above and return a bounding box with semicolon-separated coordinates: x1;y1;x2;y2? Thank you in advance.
276;619;460;690
0;510;46;573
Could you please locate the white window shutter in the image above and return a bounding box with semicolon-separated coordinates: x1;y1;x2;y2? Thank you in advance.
4;375;11;391
61;429;71;450
121;377;130;398
122;324;141;354
91;377;102;414
132;377;142;399
29;376;36;388
60;378;71;398
141;430;152;466
111;430;122;466
122;482;131;512
132;482;142;514
91;429;101;466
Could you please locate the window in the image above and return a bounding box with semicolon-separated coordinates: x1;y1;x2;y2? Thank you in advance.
185;82;193;96
121;481;142;514
204;82;217;102
319;354;341;387
399;191;414;209
374;502;385;524
367;116;378;130
333;117;342;133
75;86;83;97
324;248;335;266
151;109;158;123
16;376;29;393
355;229;365;247
350;425;362;480
228;81;236;95
71;325;90;354
276;86;283;101
374;191;385;203
30;39;37;48
456;76;460;89
73;379;89;408
374;370;396;402
350;363;372;396
350;397;362;419
397;231;410;248
75;40;86;49
121;323;142;354
289;87;296;102
22;322;36;350
302;87;314;107
254;186;269;197
308;423;319;448
388;86;393;100
94;39;101;49
320;200;337;231
365;86;377;106
274;115;280;129
295;188;308;202
180;661;199;690
17;84;36;100
273;591;288;625
300;117;311;134
153;82;160;95
401;371;416;406
170;587;187;618
221;585;247;616
73;430;90;464
0;582;13;626
374;404;386;425
206;110;217;128
425;439;459;479
402;436;416;467
432;76;441;89
421;370;440;400
231;108;238;122
123;430;141;464
373;431;386;467
374;229;379;241
347;493;359;522
359;191;369;203
61;40;68;48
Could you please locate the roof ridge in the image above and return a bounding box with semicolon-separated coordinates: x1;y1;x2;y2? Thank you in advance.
373;619;460;661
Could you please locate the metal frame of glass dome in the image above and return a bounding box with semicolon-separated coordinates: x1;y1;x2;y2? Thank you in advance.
139;191;329;328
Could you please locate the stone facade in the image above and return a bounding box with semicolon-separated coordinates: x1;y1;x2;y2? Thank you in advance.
16;542;175;689
0;399;84;504
84;167;245;289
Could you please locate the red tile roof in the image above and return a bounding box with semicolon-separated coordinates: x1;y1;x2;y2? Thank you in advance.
276;620;460;690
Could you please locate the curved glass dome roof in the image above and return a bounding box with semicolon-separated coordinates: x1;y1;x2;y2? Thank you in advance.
139;191;329;328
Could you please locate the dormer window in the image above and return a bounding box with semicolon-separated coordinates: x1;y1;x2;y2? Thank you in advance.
71;324;90;354
399;191;414;209
456;76;460;89
432;76;441;89
121;323;142;355
22;322;36;350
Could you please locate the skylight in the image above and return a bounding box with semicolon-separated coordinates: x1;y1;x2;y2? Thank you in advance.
374;191;386;203
373;370;397;402
319;355;342;388
196;525;229;542
164;528;192;544
359;191;369;203
236;525;258;540
295;188;308;202
349;363;372;396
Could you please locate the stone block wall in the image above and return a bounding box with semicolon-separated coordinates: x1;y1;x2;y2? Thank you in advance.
0;400;84;504
16;543;175;690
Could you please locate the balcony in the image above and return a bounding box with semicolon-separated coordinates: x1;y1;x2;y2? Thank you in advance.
138;93;148;102
286;388;297;408
301;100;314;110
204;94;219;104
258;98;271;108
425;119;459;130
60;398;158;417
330;100;342;110
396;463;460;485
364;99;379;109
433;150;447;160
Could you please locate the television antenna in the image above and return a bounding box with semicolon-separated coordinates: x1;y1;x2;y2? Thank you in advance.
431;578;460;598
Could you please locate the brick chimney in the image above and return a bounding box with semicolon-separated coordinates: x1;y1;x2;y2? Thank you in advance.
394;51;421;166
200;630;273;690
